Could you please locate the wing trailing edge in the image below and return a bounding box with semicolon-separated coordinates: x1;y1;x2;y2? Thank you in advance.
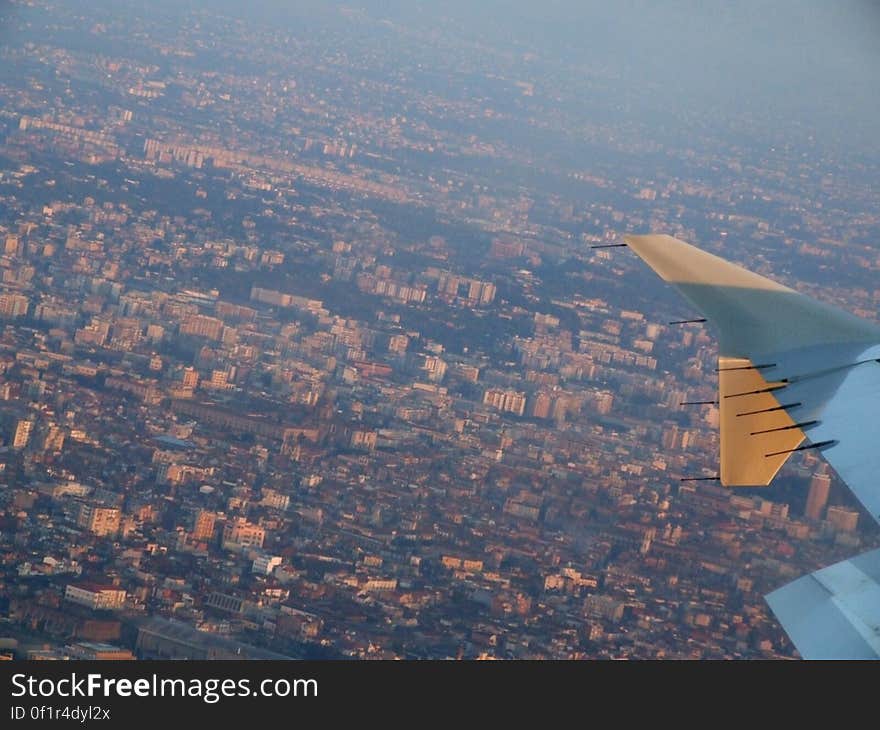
718;356;804;486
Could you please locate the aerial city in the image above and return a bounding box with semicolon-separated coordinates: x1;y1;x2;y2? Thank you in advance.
0;0;878;660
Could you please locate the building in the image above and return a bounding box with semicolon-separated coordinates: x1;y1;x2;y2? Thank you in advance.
453;363;480;383
222;517;265;550
74;319;110;346
805;473;831;521
12;419;33;449
583;595;626;622
528;392;552;419
388;334;409;354
205;592;246;615
252;555;283;575
593;391;614;415
490;239;524;259
349;429;377;451
826;506;859;533
65;583;127;611
420;355;447;383
181;367;200;388
192;510;216;541
208;369;232;389
77;504;121;537
363;578;398;592
260;489;290;511
483;388;527;417
42;425;65;453
180;314;224;341
64;642;134;660
0;293;29;318
135;617;291;660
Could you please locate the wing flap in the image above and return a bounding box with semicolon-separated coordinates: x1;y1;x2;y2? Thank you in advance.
719;356;804;486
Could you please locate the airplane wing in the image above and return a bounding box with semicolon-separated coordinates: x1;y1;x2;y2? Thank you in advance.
622;233;880;659
765;549;880;659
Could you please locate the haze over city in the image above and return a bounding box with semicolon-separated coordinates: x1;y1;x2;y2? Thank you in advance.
0;0;877;660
